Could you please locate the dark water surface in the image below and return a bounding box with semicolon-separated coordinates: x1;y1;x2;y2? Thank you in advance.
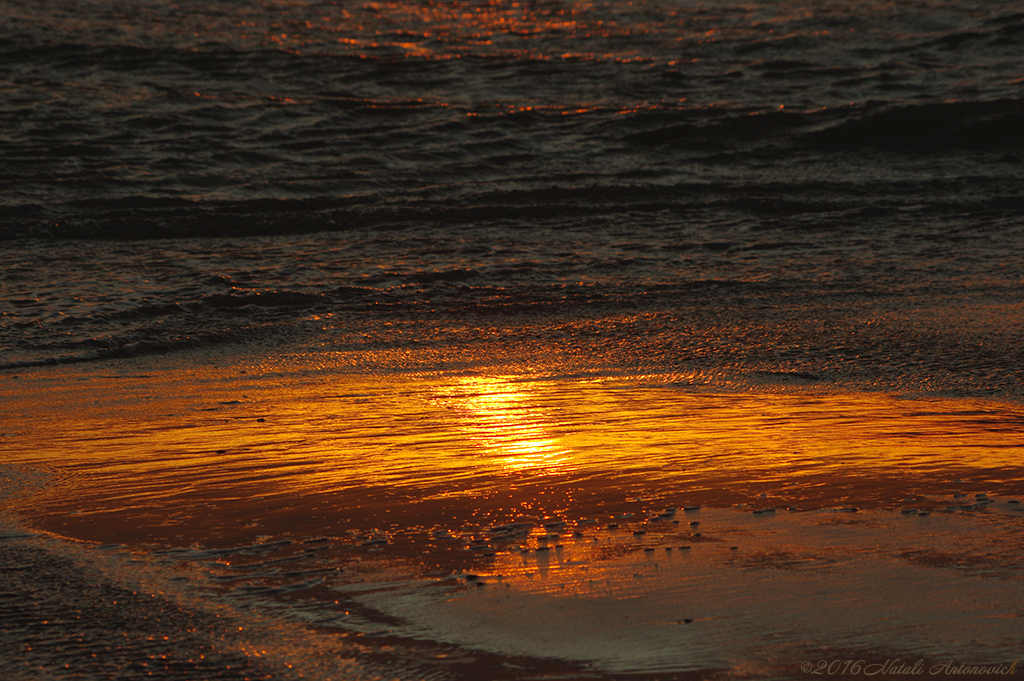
2;0;1023;239
4;222;1024;399
3;0;1024;398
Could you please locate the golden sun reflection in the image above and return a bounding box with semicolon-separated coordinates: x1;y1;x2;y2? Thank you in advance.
434;376;576;475
7;360;1024;554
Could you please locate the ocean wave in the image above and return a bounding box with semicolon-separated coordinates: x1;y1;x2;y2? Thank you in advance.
803;98;1024;150
3;0;1022;244
0;327;277;371
6;161;1024;242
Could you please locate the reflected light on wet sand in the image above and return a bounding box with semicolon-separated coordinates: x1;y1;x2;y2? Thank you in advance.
433;376;575;475
3;360;1024;548
4;360;1024;676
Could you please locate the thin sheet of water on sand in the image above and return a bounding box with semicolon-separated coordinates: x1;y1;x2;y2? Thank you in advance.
2;356;1024;679
342;506;1024;677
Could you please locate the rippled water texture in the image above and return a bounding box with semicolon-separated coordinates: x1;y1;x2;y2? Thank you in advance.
3;360;1024;678
4;225;1024;400
2;0;1022;237
7;362;1024;544
2;1;1024;678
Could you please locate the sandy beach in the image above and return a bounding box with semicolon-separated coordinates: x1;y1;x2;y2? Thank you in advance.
3;354;1023;680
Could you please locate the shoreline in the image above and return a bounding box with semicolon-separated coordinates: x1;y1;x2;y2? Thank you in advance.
3;359;1024;679
2;496;1022;681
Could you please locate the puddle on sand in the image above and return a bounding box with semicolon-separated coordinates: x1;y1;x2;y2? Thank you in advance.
5;363;1024;546
2;359;1024;678
343;507;1024;677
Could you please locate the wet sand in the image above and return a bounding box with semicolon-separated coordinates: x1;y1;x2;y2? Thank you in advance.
2;355;1024;680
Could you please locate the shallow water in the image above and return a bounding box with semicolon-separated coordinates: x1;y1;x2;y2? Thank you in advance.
3;356;1024;679
357;507;1024;675
4;223;1024;404
7;360;1024;543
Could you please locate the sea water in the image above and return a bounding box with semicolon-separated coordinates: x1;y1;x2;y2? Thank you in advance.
2;1;1024;679
3;0;1024;393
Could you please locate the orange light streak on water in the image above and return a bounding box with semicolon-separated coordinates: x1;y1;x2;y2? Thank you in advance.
6;360;1023;678
3;357;1024;549
432;376;575;475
